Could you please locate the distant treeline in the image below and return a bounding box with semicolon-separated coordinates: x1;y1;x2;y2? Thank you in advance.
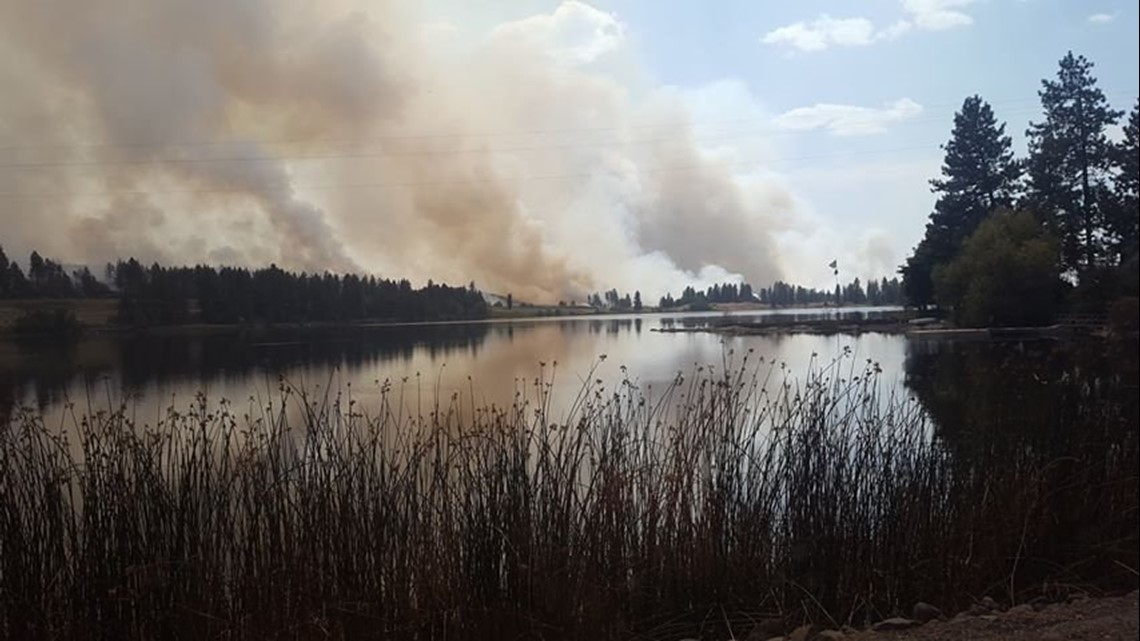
0;247;111;300
656;277;903;309
759;277;903;307
585;289;645;311
659;282;755;309
0;245;488;326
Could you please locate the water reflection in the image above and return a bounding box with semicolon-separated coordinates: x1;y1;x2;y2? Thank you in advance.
2;310;914;426
903;337;1139;457
12;309;1131;440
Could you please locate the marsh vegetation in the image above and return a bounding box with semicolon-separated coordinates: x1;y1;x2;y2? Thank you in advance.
2;341;1135;640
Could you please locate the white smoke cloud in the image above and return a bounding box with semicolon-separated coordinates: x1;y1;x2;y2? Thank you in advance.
0;0;806;301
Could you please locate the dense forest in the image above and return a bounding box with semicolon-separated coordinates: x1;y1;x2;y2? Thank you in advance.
0;248;111;300
901;52;1138;325
0;247;488;326
655;277;903;309
758;277;903;307
658;282;754;309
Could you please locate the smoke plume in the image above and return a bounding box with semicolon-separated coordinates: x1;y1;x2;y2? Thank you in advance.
0;0;798;301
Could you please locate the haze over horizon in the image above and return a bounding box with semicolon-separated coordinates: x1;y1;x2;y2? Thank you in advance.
1;0;1137;302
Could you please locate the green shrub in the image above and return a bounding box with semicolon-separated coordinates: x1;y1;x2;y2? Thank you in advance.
9;308;85;337
934;210;1064;326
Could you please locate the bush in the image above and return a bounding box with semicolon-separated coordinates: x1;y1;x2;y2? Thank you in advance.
9;308;85;337
934;210;1064;327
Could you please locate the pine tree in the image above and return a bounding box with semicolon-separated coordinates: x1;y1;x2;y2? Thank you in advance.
1111;99;1139;260
28;251;45;295
0;245;9;298
902;95;1020;307
1026;52;1123;273
7;263;30;298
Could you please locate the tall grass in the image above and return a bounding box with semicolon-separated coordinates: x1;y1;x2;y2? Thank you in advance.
1;349;1136;640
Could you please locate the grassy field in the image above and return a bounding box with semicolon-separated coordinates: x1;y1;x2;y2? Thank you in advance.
0;299;118;331
1;353;1135;640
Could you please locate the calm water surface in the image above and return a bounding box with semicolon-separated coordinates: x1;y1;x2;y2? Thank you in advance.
2;306;1136;467
3;308;911;424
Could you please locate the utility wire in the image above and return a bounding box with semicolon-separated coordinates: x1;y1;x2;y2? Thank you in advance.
1;90;1130;157
0;106;1052;171
0;142;942;200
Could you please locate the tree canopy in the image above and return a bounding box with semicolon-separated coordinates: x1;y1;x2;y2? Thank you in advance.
1111;99;1139;261
933;210;1063;327
902;95;1020;308
1026;52;1124;273
903;53;1136;316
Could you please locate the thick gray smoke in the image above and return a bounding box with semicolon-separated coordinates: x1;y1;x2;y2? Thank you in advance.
0;0;797;301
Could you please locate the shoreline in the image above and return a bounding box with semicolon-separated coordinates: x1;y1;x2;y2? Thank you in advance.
0;302;910;338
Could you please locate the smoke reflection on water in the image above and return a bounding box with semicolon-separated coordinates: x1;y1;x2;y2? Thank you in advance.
1;309;910;430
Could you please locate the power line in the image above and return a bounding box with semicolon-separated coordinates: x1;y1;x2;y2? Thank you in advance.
0;142;943;201
0;104;1057;171
1;90;1131;158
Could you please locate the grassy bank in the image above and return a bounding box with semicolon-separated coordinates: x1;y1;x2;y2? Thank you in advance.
1;353;1136;640
0;299;118;332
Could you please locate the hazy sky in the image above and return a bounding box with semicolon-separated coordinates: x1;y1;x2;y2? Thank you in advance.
521;0;1140;287
1;0;1137;299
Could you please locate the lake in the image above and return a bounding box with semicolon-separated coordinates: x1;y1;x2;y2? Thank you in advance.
1;305;1132;449
2;307;913;424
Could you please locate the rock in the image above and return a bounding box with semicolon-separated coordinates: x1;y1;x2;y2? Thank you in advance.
1007;604;1034;616
911;601;943;623
966;603;990;616
789;624;819;641
816;631;845;640
950;612;974;624
871;617;920;631
980;596;1002;611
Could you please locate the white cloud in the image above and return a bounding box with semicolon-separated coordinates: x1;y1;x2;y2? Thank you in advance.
761;0;976;53
773;99;924;136
901;0;975;31
761;15;876;52
1087;13;1115;24
878;20;914;40
489;1;625;64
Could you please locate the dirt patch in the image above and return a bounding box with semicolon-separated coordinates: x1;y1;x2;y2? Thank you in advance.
792;591;1139;641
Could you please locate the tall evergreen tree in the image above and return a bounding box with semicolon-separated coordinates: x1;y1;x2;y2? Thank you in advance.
1111;99;1139;260
27;251;45;292
902;95;1019;307
7;263;30;298
0;245;9;298
1026;52;1123;273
